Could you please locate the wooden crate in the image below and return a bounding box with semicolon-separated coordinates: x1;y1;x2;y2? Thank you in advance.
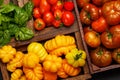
75;0;120;74
0;0;91;80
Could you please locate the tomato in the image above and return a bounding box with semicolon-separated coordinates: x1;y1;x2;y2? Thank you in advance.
83;26;92;34
90;47;112;67
52;19;62;28
51;0;63;12
39;0;51;14
91;16;109;33
102;1;120;25
43;12;54;26
84;31;101;48
62;11;74;26
79;3;99;25
92;0;111;6
33;8;41;19
101;25;120;49
76;0;90;8
47;0;58;5
32;0;40;7
54;9;62;20
34;18;45;30
112;48;120;64
63;1;74;11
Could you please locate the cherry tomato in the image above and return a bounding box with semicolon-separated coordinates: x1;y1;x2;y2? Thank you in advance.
84;31;101;48
33;7;41;19
63;1;74;11
43;12;54;26
34;18;45;30
54;9;62;20
32;0;40;7
90;47;112;67
91;16;109;33
47;0;58;5
62;11;74;26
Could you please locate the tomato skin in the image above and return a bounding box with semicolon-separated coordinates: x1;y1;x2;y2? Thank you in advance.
47;0;58;5
63;1;74;11
90;47;112;67
79;3;99;25
76;0;90;8
51;0;63;12
83;26;92;34
102;1;120;25
54;9;62;20
62;11;74;26
33;8;41;19
101;25;120;49
92;0;111;6
112;48;120;64
32;0;40;7
84;31;101;48
34;18;45;30
52;19;62;28
39;0;51;14
43;12;54;26
91;16;109;33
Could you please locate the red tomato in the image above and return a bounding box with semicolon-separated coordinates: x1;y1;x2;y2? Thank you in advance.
83;26;92;34
90;47;112;67
91;17;109;33
62;11;74;26
52;20;62;28
84;31;101;48
43;12;54;26
32;0;40;7
34;18;45;30
63;1;74;11
39;0;51;14
54;9;62;20
47;0;58;5
51;0;63;12
33;8;41;19
112;48;120;64
76;0;90;8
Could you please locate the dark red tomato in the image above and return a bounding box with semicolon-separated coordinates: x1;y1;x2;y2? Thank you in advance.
54;9;62;20
32;0;40;7
39;0;51;14
43;12;54;26
92;0;111;6
34;18;45;30
83;26;92;34
90;47;112;67
51;0;63;12
62;11;74;26
84;31;101;48
33;7;41;19
63;1;74;11
112;48;120;64
47;0;58;5
91;16;109;33
101;25;120;49
52;19;62;28
76;0;90;8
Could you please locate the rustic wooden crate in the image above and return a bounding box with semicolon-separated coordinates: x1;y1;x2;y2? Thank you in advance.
74;0;120;74
0;0;91;80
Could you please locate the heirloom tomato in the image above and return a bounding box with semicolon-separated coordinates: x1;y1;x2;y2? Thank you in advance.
34;18;45;30
112;48;120;64
90;47;112;67
101;25;120;49
76;0;90;8
62;11;74;26
83;26;92;34
33;7;41;19
92;0;111;6
102;1;120;25
79;3;99;25
84;31;101;48
91;16;109;33
43;12;54;26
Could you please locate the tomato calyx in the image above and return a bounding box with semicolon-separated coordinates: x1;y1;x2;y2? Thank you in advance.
107;32;112;39
97;49;103;55
117;52;120;58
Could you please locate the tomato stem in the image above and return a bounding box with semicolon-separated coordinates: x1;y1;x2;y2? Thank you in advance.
98;49;103;55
